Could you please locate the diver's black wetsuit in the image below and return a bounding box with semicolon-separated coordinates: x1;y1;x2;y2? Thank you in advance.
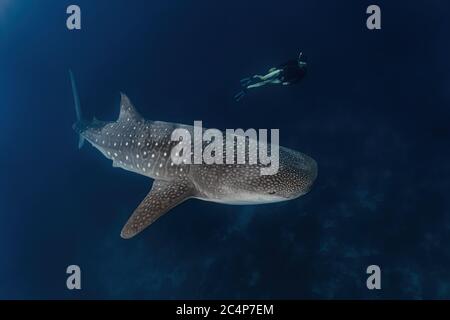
278;60;307;85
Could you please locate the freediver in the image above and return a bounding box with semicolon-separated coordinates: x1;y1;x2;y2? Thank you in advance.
234;52;307;101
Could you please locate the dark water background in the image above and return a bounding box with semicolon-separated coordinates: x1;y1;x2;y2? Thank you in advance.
1;0;450;299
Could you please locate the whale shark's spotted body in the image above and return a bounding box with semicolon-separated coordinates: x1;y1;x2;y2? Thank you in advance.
73;92;317;239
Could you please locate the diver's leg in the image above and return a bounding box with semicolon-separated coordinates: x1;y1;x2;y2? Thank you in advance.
260;69;282;81
250;72;276;82
240;75;267;88
253;75;265;80
240;76;262;87
241;69;280;86
251;68;280;81
235;69;282;101
235;78;267;101
247;80;271;89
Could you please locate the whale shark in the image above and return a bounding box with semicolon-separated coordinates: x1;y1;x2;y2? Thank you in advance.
70;72;317;239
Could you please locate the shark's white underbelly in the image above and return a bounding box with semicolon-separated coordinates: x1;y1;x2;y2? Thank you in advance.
198;197;286;205
194;190;286;205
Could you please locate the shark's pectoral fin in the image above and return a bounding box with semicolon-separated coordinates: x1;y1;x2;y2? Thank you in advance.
120;179;195;239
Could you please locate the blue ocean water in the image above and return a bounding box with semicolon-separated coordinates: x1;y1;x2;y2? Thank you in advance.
1;0;449;299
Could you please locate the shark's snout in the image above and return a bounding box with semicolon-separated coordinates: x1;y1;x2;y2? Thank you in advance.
276;151;318;199
306;157;318;188
296;154;318;196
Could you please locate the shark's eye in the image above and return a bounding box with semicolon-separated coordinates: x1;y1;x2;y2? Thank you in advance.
268;191;276;195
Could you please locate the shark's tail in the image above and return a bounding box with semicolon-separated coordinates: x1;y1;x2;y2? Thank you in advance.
69;69;85;149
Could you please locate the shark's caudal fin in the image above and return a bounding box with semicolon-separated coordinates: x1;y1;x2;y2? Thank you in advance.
120;179;195;239
69;69;85;149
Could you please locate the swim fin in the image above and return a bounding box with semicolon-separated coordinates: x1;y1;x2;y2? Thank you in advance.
240;77;251;85
234;90;246;102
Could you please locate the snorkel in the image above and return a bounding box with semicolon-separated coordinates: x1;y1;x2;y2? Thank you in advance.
298;52;307;68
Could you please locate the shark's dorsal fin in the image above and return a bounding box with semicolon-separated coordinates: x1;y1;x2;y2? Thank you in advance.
120;179;195;239
118;93;142;122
